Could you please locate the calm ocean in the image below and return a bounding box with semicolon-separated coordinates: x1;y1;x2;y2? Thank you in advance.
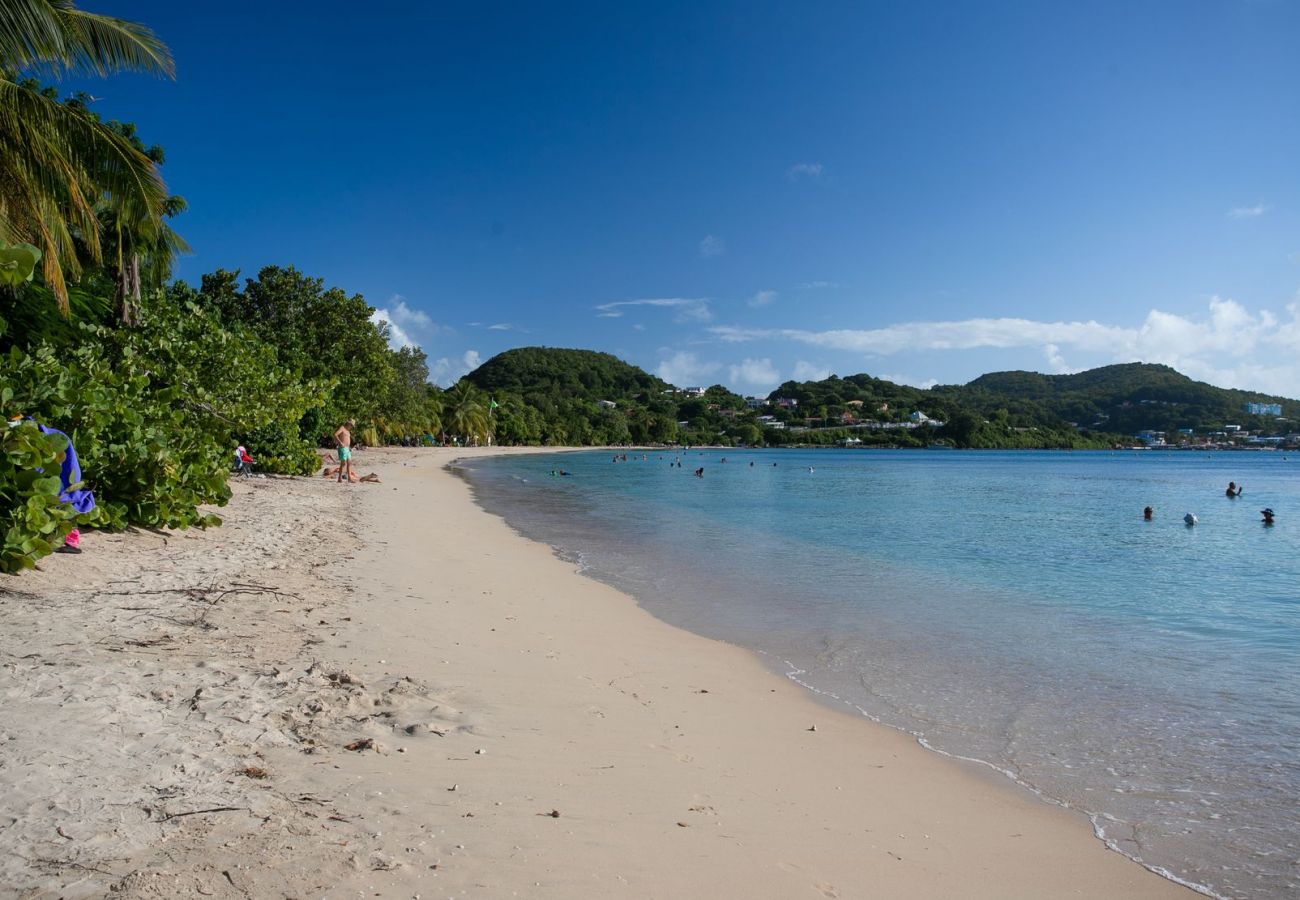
458;449;1300;899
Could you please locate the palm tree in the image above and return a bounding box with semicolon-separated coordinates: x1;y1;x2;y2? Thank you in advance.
445;381;490;445
0;0;174;315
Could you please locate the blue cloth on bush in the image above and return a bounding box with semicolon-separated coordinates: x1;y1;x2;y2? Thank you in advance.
36;423;96;514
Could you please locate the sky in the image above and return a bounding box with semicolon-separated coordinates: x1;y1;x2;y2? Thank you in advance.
70;0;1300;394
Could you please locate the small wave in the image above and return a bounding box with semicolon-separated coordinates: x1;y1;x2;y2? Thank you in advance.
780;659;1227;900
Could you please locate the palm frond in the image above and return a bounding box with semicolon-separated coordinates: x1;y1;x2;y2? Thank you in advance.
0;0;64;72
53;6;173;78
0;77;166;313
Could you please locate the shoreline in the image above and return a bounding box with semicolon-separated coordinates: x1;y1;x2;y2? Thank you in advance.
453;448;1222;899
1;446;1200;898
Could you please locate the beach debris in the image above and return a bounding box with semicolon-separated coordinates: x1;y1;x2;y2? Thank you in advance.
676;821;690;827
475;748;486;755
240;765;269;779
344;738;375;752
807;725;817;732
537;809;561;818
448;783;459;792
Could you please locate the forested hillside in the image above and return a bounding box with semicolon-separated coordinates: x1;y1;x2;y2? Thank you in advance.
459;349;1298;453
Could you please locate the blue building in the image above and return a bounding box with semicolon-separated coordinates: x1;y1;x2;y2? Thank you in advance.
1244;402;1283;416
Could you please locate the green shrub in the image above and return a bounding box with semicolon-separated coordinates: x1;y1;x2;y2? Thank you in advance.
0;421;97;573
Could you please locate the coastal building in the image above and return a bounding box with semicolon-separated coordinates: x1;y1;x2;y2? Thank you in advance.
745;397;768;409
774;397;799;409
1136;430;1167;447
683;387;706;397
909;411;934;424
1245;402;1283;416
595;399;617;409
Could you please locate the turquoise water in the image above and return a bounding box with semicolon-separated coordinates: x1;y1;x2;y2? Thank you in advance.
460;449;1300;899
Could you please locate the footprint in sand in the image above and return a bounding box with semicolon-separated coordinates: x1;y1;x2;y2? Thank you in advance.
813;881;839;898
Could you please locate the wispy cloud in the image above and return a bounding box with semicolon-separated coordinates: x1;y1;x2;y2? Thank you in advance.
699;234;725;258
797;280;839;289
709;297;1300;395
786;162;824;181
1228;203;1268;219
878;373;940;390
729;358;780;388
487;323;514;331
370;295;436;350
747;289;777;308
429;349;483;386
655;351;721;387
792;360;831;382
596;297;713;323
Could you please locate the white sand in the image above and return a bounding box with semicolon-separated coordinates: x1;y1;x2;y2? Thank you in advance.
0;447;1197;898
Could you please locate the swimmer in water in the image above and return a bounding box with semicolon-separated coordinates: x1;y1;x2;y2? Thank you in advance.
1143;506;1153;520
1261;508;1275;525
1226;481;1243;498
694;467;704;478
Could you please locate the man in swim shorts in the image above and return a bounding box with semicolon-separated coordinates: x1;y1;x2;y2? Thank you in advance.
334;419;355;484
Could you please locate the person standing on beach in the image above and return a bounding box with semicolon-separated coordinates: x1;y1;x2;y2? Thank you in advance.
334;419;355;484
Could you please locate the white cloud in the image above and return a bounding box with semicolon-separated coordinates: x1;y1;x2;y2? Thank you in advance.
786;162;824;180
710;317;1130;355
709;297;1300;395
747;289;777;308
371;310;417;350
1043;343;1072;374
487;323;513;330
371;295;436;351
729;358;780;389
699;234;725;258
879;373;940;390
596;297;712;323
656;351;722;387
1228;203;1268;219
429;349;483;387
792;360;831;382
797;280;839;289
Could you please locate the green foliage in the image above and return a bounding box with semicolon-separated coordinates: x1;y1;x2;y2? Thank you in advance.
949;363;1294;435
1;4;174;314
0;241;41;286
0;421;95;573
190;267;397;442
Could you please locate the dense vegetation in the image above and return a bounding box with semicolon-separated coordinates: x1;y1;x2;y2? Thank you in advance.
945;364;1293;434
461;349;1298;453
0;3;450;571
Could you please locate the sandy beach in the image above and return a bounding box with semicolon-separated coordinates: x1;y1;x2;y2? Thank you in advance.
0;446;1197;899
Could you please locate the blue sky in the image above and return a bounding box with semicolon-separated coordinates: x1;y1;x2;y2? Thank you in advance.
74;1;1300;393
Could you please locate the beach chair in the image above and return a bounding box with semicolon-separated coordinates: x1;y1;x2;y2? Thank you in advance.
233;446;255;478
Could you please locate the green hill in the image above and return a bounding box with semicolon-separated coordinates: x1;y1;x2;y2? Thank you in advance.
954;363;1293;434
457;348;1297;449
466;347;668;401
